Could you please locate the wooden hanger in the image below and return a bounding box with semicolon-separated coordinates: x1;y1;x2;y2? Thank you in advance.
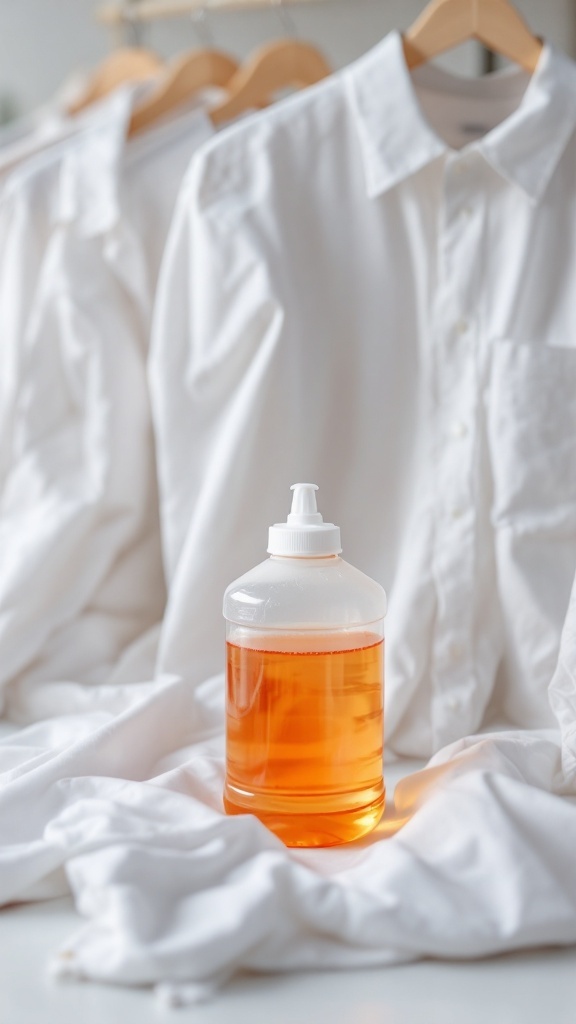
403;0;543;74
129;49;239;136
68;48;164;115
209;40;332;127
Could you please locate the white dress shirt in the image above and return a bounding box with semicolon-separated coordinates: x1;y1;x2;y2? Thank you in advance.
0;89;213;719
151;31;576;758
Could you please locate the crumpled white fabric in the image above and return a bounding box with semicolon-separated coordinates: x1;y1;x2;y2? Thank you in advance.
1;567;575;1001
0;570;574;1003
1;681;576;1005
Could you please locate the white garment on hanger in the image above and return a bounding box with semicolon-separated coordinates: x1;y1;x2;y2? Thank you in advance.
150;32;576;756
1;32;576;1006
0;73;100;184
0;86;214;720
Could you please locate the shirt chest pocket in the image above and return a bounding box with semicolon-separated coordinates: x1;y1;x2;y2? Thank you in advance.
487;338;576;530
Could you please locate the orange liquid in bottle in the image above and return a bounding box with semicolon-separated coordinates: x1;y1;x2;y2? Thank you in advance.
224;632;385;847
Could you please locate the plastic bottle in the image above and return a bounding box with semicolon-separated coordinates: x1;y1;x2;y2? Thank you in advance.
223;483;387;848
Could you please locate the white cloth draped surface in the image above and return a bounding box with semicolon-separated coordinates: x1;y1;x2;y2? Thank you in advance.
0;34;576;1007
2;684;576;1006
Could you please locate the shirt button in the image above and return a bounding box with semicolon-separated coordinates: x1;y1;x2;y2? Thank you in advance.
446;694;463;713
451;505;465;520
462;204;473;219
450;421;468;439
456;318;470;335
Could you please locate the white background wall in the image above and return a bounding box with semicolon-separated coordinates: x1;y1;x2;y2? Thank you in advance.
0;0;575;118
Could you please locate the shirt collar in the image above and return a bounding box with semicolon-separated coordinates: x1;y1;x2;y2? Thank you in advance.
345;30;576;203
57;84;139;237
56;86;214;238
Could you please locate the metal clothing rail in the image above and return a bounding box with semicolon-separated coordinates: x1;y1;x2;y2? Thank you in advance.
97;0;330;26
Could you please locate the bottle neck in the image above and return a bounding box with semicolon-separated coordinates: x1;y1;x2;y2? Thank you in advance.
270;554;341;564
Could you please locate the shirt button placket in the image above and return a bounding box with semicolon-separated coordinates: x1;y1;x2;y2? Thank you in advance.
430;153;484;747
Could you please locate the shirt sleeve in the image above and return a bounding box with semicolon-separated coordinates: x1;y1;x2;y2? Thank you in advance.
0;169;165;712
150;138;289;683
150;142;284;581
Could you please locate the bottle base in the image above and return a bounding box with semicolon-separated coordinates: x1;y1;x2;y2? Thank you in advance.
224;783;385;848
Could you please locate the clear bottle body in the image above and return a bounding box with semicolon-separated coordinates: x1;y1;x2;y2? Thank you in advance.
224;556;386;847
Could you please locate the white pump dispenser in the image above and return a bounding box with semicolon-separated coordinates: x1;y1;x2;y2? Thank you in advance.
268;483;342;557
224;482;387;631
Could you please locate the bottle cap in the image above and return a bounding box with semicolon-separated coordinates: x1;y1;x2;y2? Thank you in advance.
268;484;342;557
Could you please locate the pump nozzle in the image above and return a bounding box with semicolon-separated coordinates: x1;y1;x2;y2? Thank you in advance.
268;483;342;557
288;484;323;525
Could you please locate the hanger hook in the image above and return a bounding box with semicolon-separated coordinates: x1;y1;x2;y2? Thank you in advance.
273;0;299;39
191;2;215;49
